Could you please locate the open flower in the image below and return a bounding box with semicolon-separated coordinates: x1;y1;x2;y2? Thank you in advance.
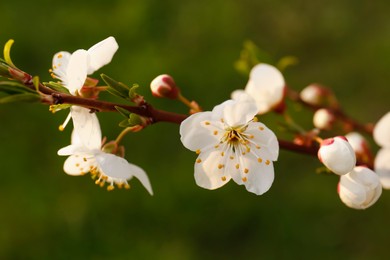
180;99;279;195
318;136;356;175
231;63;285;114
338;166;382;209
57;111;153;194
51;36;119;130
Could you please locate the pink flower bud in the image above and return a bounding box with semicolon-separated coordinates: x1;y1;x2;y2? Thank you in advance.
373;111;390;147
338;166;382;209
150;74;179;99
313;108;335;130
318;136;356;175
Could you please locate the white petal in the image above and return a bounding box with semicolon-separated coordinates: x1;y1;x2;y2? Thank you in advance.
57;144;85;156
180;111;220;151
230;89;247;101
245;122;279;161
95;153;132;179
87;36;119;74
126;163;153;195
375;148;390;189
222;99;258;127
71;106;102;151
52;51;71;82
245;63;285;114
63;154;95;176
194;149;231;190
66;49;88;95
233;151;274;195
95;153;152;194
373;112;390;147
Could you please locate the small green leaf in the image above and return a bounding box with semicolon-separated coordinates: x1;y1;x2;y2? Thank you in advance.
101;74;129;98
118;119;132;127
128;84;139;99
0;81;36;94
0;93;40;104
115;106;131;118
3;39;16;68
44;81;70;94
277;56;299;71
129;113;143;126
32;76;40;92
106;87;127;99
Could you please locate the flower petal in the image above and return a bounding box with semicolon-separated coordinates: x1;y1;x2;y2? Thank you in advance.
375;148;390;189
63;154;95;176
373;111;390;147
52;51;71;82
126;163;153;195
95;152;152;194
194;149;231;190
245;63;285;114
66;49;88;95
71;106;102;151
232;151;274;195
180;111;220;151
222;99;258;127
245;122;279;161
87;36;119;74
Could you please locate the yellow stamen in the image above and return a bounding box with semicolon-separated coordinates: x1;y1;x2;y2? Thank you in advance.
242;177;247;182
235;164;240;169
205;121;210;125
213;130;218;135
257;158;263;163
221;152;224;156
196;159;202;163
221;176;227;181
244;168;249;174
229;156;234;160
196;149;201;154
265;160;270;165
107;185;115;191
218;164;224;169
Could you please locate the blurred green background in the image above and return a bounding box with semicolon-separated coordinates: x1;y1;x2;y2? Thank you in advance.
0;0;389;259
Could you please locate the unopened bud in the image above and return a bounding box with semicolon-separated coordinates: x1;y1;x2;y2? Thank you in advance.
373;111;390;147
8;67;32;84
313;108;335;130
318;136;356;175
338;166;382;209
300;83;336;107
150;74;179;99
346;132;373;165
374;148;390;189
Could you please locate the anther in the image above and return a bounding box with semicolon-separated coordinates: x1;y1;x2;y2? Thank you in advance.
213;130;218;135
244;168;249;174
259;126;264;131
205;121;210;125
196;149;201;154
229;156;234;160
235;164;240;169
265;160;270;165
107;185;115;191
257;158;263;163
221;152;224;156
124;183;131;189
196;159;202;163
221;176;227;181
242;177;247;182
218;164;224;169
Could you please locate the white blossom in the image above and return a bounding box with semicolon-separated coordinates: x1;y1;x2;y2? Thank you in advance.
57;112;153;194
51;36;119;130
180;99;279;195
231;63;285;114
318;136;356;175
313;108;335;130
338;166;382;209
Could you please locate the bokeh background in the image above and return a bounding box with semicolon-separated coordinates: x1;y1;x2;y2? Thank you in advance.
0;0;389;258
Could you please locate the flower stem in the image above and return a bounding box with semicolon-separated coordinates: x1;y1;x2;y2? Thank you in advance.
177;93;202;112
115;127;136;145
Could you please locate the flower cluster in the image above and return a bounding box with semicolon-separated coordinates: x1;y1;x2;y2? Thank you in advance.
0;37;388;210
53;37;152;194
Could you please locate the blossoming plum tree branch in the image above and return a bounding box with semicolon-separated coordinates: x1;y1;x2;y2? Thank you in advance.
0;37;388;210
